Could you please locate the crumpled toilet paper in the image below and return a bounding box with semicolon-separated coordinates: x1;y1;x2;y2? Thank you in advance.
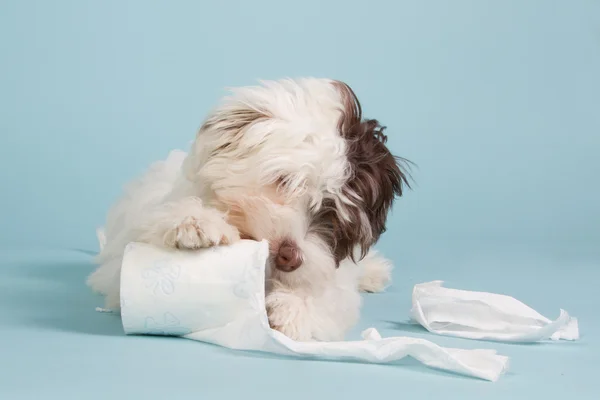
119;240;509;381
411;280;579;342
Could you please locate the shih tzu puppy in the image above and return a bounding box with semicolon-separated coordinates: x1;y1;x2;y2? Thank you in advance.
88;77;411;341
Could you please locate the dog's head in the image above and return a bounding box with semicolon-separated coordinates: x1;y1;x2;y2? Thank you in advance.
184;78;411;288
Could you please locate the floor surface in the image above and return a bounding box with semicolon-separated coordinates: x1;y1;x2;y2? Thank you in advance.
1;240;598;399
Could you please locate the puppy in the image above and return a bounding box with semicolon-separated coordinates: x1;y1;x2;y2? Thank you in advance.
88;78;411;341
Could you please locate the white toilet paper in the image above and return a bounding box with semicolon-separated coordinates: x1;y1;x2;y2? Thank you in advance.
119;241;509;382
411;280;579;342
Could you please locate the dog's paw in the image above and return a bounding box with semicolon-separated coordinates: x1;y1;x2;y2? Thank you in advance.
358;251;392;293
164;213;240;250
266;290;313;342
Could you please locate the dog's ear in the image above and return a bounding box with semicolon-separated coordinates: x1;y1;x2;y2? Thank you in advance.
345;119;411;245
331;80;412;260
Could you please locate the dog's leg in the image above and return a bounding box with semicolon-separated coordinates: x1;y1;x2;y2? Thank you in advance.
266;266;362;341
357;250;392;293
138;196;240;250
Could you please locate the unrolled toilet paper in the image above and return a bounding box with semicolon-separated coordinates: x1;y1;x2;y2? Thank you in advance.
411;280;579;342
118;240;508;381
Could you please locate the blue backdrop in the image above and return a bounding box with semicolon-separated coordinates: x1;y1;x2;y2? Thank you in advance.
2;0;598;252
0;1;598;398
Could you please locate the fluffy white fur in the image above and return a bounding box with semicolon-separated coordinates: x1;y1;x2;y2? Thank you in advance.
88;78;394;342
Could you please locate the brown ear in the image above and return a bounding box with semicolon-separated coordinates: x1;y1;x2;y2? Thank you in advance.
333;80;413;260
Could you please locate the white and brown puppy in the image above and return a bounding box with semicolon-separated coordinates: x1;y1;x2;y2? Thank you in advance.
88;78;411;341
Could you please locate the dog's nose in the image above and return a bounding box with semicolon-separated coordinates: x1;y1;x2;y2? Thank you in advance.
275;240;302;272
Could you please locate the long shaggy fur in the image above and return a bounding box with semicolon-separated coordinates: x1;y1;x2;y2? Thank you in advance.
88;78;410;341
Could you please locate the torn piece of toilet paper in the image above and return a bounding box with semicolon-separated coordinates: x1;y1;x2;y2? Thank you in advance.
118;240;508;382
411;280;579;342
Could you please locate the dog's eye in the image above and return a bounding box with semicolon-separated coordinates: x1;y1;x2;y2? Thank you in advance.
275;176;288;189
274;174;306;197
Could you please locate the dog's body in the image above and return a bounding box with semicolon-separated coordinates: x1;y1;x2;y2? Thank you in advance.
88;78;409;341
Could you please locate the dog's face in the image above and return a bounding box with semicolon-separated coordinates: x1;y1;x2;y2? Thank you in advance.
184;78;410;288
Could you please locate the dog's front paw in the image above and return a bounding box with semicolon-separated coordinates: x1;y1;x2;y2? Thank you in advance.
165;213;240;250
266;290;313;342
358;251;392;293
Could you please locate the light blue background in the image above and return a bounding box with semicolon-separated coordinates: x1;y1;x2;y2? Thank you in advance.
1;1;599;399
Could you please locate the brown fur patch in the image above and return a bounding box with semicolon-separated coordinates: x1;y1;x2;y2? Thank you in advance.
312;81;412;265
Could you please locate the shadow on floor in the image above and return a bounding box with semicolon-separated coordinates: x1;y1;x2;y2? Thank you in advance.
384;320;429;334
0;255;124;337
